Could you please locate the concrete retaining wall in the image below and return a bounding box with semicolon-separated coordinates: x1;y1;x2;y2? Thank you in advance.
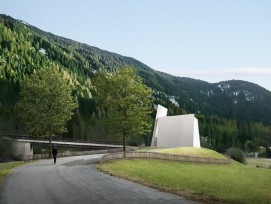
101;151;231;164
11;141;33;160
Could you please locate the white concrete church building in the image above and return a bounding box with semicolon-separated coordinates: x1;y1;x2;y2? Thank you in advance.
151;104;201;148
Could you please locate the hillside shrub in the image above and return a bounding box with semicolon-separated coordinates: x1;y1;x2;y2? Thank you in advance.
200;136;214;150
244;140;259;153
266;145;271;158
226;147;246;164
0;139;12;162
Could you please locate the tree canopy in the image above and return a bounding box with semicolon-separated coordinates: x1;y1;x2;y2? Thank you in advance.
17;66;78;157
93;66;153;152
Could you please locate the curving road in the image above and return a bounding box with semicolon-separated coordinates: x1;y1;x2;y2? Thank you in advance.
0;155;198;204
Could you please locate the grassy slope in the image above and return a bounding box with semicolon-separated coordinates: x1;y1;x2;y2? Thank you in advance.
98;159;271;203
0;162;24;186
151;147;227;160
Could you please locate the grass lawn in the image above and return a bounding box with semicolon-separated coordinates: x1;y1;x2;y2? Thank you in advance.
150;147;227;160
246;158;271;169
0;161;24;187
98;159;271;203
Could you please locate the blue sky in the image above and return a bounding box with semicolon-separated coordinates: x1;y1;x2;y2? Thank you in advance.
1;0;271;90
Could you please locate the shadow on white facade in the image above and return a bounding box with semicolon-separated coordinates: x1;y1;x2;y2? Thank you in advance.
151;104;201;148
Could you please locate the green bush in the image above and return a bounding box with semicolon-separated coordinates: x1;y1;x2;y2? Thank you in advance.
266;145;271;158
200;136;214;150
226;147;246;164
244;140;258;153
0;139;12;162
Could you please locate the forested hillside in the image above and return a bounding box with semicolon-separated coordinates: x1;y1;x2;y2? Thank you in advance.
0;14;270;151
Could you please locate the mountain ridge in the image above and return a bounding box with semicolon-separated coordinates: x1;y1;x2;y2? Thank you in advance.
0;14;271;151
1;13;271;125
19;14;270;93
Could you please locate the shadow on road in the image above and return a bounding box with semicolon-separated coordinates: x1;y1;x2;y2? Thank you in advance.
62;159;100;167
22;163;53;168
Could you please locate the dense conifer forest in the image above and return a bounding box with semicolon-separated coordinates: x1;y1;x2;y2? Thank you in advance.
0;14;270;152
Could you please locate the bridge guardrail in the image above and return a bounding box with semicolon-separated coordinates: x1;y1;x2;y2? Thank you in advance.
23;147;138;162
4;134;123;146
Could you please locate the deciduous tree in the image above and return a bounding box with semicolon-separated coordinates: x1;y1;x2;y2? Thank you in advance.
93;66;153;155
17;66;78;157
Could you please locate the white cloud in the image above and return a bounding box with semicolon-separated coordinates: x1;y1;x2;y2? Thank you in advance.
174;67;271;78
167;67;271;91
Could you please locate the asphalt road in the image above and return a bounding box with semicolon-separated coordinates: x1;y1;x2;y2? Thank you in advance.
0;155;198;204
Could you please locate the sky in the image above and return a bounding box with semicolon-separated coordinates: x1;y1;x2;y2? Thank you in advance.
1;0;271;91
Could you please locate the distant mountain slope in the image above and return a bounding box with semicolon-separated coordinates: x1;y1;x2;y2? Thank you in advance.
35;22;271;124
1;14;271;129
18;15;271;123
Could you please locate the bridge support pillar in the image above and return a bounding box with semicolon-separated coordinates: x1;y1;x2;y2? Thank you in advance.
11;140;33;161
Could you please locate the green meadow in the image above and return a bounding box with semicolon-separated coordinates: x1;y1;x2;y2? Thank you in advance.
98;148;271;203
0;162;23;186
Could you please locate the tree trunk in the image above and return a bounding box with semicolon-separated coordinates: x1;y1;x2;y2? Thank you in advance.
123;135;126;158
49;127;52;158
49;138;52;158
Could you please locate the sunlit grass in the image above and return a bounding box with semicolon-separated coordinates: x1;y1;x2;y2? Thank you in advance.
138;146;163;151
0;161;24;186
246;158;271;169
98;159;271;203
139;147;227;160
